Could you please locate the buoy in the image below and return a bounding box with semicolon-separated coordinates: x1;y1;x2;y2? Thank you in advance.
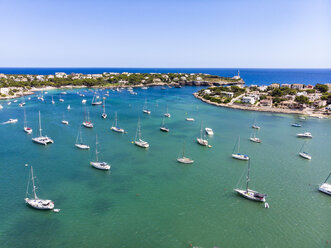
131;141;134;144
208;145;212;148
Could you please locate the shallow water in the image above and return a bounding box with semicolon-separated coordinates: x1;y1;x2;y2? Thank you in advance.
0;86;330;248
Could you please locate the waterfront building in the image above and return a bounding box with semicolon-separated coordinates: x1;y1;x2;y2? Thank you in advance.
270;83;280;88
242;96;256;105
260;99;273;107
292;83;304;90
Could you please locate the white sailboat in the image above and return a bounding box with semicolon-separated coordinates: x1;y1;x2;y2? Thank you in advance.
32;111;54;145
90;135;110;170
0;104;3;109
25;166;55;210
197;122;208;146
82;110;93;128
319;173;331;196
110;112;125;133
142;99;151;114
177;142;194;164
75;127;90;149
249;131;261;143
186;117;195;121
101;99;107;119
23;108;32;134
134;118;149;148
164;105;171;118
234;159;267;202
160;117;169;132
92;94;102;105
82;99;87;104
252;119;260;129
61;113;69;125
67;104;71;110
51;96;55;104
232;136;249;160
298;141;311;160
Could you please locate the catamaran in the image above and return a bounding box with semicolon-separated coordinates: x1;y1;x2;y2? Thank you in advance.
90;135;110;170
297;132;312;138
177;142;194;164
234;159;267;202
142;99;151;114
101;99;107;119
82;110;93;128
32;111;54;145
110;112;125;133
75;127;90;149
197;122;208;146
134;118;149;148
164;105;171;118
160;117;169;132
249;131;261;143
232;136;249;160
23;108;32;134
25;166;55;210
92;95;102;105
298;141;311;160
319;173;331;196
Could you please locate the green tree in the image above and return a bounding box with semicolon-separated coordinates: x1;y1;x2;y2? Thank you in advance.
314;84;328;93
295;95;309;104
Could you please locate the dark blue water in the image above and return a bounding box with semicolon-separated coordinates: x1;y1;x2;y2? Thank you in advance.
0;68;330;86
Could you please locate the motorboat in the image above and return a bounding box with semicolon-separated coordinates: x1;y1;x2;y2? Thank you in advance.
205;128;214;135
297;132;312;138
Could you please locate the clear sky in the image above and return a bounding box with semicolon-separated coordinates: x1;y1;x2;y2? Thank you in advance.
0;0;330;68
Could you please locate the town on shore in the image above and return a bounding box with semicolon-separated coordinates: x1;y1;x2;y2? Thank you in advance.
1;71;330;118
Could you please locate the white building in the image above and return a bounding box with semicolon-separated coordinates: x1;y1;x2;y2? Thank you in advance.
242;96;256;105
55;72;67;78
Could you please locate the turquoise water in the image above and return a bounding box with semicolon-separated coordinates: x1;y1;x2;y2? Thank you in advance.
0;86;330;248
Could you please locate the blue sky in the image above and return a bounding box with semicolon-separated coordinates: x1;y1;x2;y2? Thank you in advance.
0;0;330;68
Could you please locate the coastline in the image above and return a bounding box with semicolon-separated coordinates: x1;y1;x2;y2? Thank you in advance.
193;93;330;118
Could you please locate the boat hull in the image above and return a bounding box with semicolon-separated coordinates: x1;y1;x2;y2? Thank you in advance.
299;152;311;160
25;198;54;210
160;127;169;132
24;127;32;134
32;136;54;145
197;138;208;146
90;161;110;170
177;157;194;164
135;140;149;148
75;144;90;149
232;154;249;160
234;189;266;202
111;127;125;133
319;183;331;196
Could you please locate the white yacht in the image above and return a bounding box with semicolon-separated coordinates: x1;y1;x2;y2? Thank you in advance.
297;132;312;138
3;118;18;124
23;108;32;134
298;141;311;159
134;119;149;148
197;122;208;146
319;173;331;196
90;135;110;170
32;111;54;145
61;91;67;95
164;105;171;118
25;166;55;210
249;131;261;143
75;127;90;149
82;99;87;104
177;142;194;164
234;159;267;203
51;96;55;104
110;112;125;133
67;104;71;110
186;117;195;121
141;86;148;90
82;110;93;128
142;99;151;114
232;136;249;160
205;127;214;136
160;117;169;132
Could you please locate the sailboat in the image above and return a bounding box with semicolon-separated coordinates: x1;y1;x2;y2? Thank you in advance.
252;119;260;129
319;173;331;195
234;159;267;202
249;131;261;143
90;135;110;170
142;99;151;114
25;166;55;210
82;99;87;104
75;127;90;149
197;122;208;146
67;104;71;110
23;108;33;134
177;142;194;164
32;111;54;145
134;118;149;148
101;99;107;119
232;136;249;160
91;94;102;105
62;113;69;125
160;117;169;132
82;110;93;128
51;96;55;104
59;96;64;102
164;105;171;118
110;112;125;133
298;141;311;160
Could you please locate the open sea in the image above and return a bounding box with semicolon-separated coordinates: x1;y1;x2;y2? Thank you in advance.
0;73;330;247
0;68;331;86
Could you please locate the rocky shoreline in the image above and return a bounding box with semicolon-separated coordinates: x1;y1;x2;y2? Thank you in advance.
193;93;330;118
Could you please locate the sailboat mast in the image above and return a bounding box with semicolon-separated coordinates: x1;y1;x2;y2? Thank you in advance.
31;166;37;199
238;136;240;153
24;108;27;128
324;172;331;183
115;112;118;126
182;142;185;158
95;135;99;162
103;99;105;114
38;111;42;137
246;159;251;192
